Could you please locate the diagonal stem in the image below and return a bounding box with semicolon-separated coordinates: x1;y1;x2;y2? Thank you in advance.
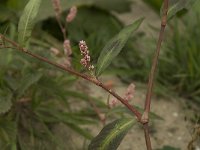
0;34;142;120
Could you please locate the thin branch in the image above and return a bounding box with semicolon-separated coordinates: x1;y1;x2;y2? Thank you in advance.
141;1;169;150
51;0;67;40
143;0;169;119
56;16;67;40
0;34;142;120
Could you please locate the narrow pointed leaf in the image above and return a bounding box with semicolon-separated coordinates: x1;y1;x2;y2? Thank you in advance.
88;118;136;150
95;18;144;76
18;0;41;46
161;0;197;20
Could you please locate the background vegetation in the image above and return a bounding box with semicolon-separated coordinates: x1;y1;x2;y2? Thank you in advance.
0;0;199;149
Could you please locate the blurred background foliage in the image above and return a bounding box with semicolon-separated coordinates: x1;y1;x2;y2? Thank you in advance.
0;0;200;149
0;0;132;149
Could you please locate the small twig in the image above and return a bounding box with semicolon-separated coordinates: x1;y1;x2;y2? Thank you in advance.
51;0;67;40
0;34;142;121
56;17;67;40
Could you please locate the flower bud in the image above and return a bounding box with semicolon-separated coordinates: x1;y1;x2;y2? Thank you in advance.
66;6;77;23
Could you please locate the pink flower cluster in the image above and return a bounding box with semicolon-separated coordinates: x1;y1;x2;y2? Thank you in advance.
109;83;135;108
79;40;94;70
124;83;135;101
66;6;77;23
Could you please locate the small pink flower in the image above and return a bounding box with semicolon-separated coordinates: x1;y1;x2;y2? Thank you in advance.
88;65;94;70
63;39;72;56
66;6;77;23
124;83;135;101
80;58;87;67
85;55;90;62
107;83;136;108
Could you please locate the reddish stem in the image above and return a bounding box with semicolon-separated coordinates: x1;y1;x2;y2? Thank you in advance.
143;123;152;150
0;34;142;121
144;0;169;116
141;0;169;150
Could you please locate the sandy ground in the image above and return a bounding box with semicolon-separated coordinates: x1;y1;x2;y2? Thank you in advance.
86;75;197;150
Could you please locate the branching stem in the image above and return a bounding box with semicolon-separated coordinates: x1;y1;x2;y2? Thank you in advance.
0;34;142;121
0;1;169;149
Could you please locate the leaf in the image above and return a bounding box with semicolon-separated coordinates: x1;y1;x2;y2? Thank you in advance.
0;119;17;148
35;105;94;139
88;118;136;150
95;18;144;76
161;0;197;20
0;90;12;114
16;73;42;98
18;0;41;46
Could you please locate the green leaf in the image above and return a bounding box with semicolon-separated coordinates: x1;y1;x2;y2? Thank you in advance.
162;0;197;20
0;90;12;114
16;73;42;98
95;18;144;76
18;0;41;46
88;118;136;150
0;119;17;147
